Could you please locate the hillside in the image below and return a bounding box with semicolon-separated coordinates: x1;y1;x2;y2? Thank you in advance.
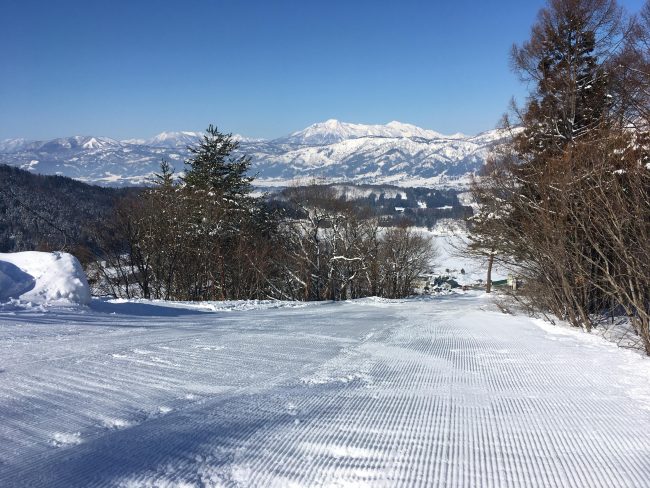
0;164;132;253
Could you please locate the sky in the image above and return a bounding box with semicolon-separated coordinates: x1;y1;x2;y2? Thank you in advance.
0;0;647;141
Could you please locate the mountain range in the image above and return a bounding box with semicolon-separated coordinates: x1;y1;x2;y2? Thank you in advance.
0;120;509;188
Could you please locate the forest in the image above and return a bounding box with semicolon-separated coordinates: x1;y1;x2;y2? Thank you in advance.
0;164;133;255
270;184;471;227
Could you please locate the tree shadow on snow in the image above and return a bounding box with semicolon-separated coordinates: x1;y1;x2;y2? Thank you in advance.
88;299;208;317
4;383;352;487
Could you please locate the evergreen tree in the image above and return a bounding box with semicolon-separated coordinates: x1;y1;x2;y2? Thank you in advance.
153;159;175;189
511;0;622;159
183;125;254;206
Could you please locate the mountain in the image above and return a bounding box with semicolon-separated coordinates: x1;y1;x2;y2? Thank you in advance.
0;121;510;188
0;138;30;152
279;119;462;145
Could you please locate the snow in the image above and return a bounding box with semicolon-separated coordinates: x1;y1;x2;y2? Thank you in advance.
121;138;147;145
0;138;29;152
146;131;203;148
82;137;103;149
0;252;91;307
0;293;648;486
19;159;39;171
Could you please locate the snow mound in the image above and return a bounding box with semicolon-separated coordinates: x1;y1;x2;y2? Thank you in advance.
0;252;90;306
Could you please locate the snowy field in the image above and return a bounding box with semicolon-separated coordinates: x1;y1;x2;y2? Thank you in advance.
1;293;650;487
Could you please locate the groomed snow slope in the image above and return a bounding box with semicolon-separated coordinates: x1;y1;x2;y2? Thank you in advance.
0;252;90;306
0;295;649;487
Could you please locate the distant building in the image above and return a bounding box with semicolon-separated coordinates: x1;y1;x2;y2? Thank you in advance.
507;274;521;291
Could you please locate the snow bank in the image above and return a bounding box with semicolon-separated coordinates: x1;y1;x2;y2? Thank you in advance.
0;252;91;306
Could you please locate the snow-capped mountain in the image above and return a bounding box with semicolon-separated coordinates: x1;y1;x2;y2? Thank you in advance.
1;136;123;153
0;121;510;188
279;119;464;145
145;131;203;148
0;138;30;152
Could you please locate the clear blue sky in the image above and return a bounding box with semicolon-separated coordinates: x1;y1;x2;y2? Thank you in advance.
0;0;646;140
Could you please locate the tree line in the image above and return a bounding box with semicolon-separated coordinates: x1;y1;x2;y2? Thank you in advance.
468;0;650;353
90;126;437;301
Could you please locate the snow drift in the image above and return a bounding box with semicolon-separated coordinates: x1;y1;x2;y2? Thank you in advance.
0;251;90;306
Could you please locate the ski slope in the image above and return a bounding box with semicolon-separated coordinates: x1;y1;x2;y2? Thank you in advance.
1;294;649;487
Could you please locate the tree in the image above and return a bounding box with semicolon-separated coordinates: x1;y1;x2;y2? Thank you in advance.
183;125;254;204
379;225;437;299
277;183;438;301
465;146;521;293
511;0;624;158
468;0;650;342
93;127;285;302
179;125;267;300
608;1;650;131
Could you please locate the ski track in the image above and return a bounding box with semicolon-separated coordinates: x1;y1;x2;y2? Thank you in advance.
0;295;649;487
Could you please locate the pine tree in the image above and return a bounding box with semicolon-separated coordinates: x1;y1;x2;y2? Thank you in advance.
153;159;175;189
511;0;622;159
183;125;254;206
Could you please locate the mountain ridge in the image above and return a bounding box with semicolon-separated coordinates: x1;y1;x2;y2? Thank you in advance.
0;120;510;188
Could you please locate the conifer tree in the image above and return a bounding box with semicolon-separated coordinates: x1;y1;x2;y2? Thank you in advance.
511;0;622;159
183;125;254;206
153;159;175;188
